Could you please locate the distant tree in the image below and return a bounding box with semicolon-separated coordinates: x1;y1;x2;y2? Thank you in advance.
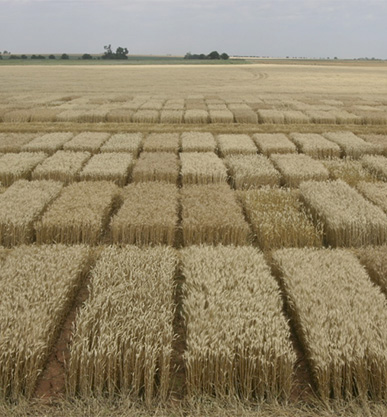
208;51;220;60
220;52;229;60
9;55;21;59
49;54;56;59
0;55;2;60
3;50;9;55
61;53;69;60
21;54;28;59
102;45;129;60
31;54;38;59
82;53;93;60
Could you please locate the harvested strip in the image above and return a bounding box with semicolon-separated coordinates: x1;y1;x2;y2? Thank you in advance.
0;179;63;246
0;133;37;153
100;133;142;156
217;134;257;156
63;132;110;153
182;245;296;400
300;180;387;247
110;183;178;245
181;152;227;184
143;133;179;153
354;245;387;295
272;248;387;400
240;188;322;250
289;133;341;159
322;158;376;186
323;131;381;158
0;245;91;401
132;152;179;184
22;132;73;154
0;152;47;186
80;153;133;186
270;154;329;187
226;154;280;189
181;184;250;245
253;133;297;155
360;134;387;156
32;151;90;183
181;132;216;152
35;181;120;245
356;181;387;213
362;155;387;181
66;246;176;403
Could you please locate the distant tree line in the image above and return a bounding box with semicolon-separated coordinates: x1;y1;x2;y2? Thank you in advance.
102;45;129;60
184;51;229;60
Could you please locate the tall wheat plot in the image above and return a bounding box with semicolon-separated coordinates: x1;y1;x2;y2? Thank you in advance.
289;133;341;159
0;133;37;153
0;245;91;400
322;131;381;158
253;134;296;156
100;133;142;156
361;155;387;181
180;152;227;184
66;246;177;404
63;132;111;153
356;181;387;213
272;248;387;400
181;245;296;400
322;158;377;186
22;132;74;154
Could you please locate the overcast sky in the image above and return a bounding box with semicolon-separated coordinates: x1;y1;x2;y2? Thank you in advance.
1;0;386;58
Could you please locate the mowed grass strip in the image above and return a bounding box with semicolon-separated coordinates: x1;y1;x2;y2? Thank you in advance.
253;133;297;156
181;245;295;400
142;133;180;153
0;152;48;186
0;133;37;153
181;184;250;245
100;133;142;156
239;188;323;250
180;152;227;185
356;181;387;213
32;151;91;183
272;248;387;400
35;181;120;245
289;133;341;159
322;131;381;158
0;245;91;400
0;180;63;246
110;183;178;245
181;132;216;152
226;154;281;189
22;132;74;154
66;246;177;403
270;154;329;187
217;134;257;157
132;152;179;184
322;158;377;186
63;132;111;153
300;180;387;247
79;153;133;186
361;155;387;181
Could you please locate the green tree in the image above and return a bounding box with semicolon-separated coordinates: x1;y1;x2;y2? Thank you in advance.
49;54;56;59
220;52;229;60
61;53;69;60
82;53;93;60
208;51;220;60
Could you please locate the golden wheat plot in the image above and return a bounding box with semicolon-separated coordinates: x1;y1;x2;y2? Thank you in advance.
270;154;329;187
22;132;73;154
79;153;133;186
289;133;341;159
0;152;48;186
106;108;133;123
300;180;387;247
217;134;257;157
360;134;387;156
181;184;250;245
272;248;387;400
63;132;111;153
305;110;337;124
32;151;91;183
184;110;209;124
356;181;387;213
257;109;285;124
35;181;120;245
361;155;387;181
0;245;91;401
100;133;142;156
181;245;296;400
322;131;381;158
209;109;234;123
0;133;38;153
132;109;160;123
354;246;387;295
132;152;179;184
142;133;180;153
110;183;178;245
322;158;376;186
283;110;310;124
226;154;280;189
181;132;216;152
67;246;176;403
0;180;63;246
239;188;322;250
231;108;258;124
253;133;297;156
180;152;227;185
160;110;184;123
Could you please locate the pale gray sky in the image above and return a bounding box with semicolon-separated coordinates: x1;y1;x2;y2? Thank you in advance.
1;0;386;58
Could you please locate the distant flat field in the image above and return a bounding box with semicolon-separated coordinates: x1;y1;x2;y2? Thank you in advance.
1;62;387;97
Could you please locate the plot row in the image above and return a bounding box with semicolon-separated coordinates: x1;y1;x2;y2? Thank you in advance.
1;179;387;248
0;244;386;402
